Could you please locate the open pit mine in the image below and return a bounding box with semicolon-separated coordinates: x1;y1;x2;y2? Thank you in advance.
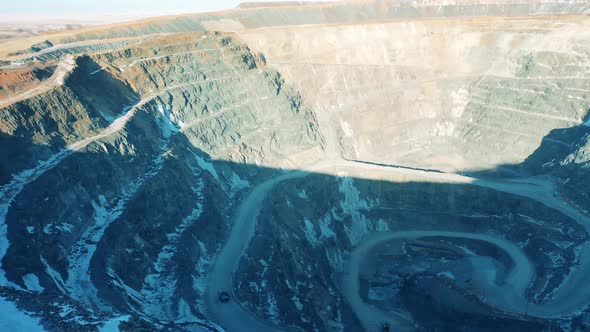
2;0;590;331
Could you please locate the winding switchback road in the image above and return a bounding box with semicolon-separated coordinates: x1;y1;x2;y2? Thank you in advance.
342;230;535;332
204;158;590;331
204;168;318;332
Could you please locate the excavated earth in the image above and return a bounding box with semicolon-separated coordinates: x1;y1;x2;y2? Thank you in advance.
1;1;590;331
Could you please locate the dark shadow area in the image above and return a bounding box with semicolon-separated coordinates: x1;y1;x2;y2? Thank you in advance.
1;61;590;330
0;56;140;186
467;115;590;215
66;56;141;121
1;109;589;332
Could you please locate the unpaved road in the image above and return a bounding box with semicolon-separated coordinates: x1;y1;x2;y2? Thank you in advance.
204;169;316;332
0;55;76;109
336;161;590;320
0;75;240;290
342;230;535;332
205;158;590;331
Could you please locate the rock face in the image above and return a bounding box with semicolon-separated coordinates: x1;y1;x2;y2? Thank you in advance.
1;1;590;332
241;13;590;171
0;30;321;331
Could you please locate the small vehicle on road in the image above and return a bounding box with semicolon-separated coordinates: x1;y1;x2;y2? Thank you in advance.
218;291;231;303
381;322;391;332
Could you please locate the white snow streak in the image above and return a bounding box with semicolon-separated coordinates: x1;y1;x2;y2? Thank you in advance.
189;150;219;182
303;218;320;247
0;296;46;331
40;256;66;294
97;315;130;332
228;172;249;193
22;273;44;292
338;177;373;245
319;211;336;239
0;101;141;286
450;87;469;118
141;173;204;318
66;147;168;306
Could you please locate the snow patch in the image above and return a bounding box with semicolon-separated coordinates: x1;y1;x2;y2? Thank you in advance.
450;87;469;118
0;101;141;286
325;247;345;271
0;296;46;331
438;271;456;280
190;150;219;182
338;177;374;245
292;295;304;311
43;224;53;235
108;268;144;305
176;298;199;323
98;315;130;332
303;218;321;247
229;172;249;192
55;223;74;233
156;104;184;137
249;281;261;293
177;297;223;331
89;68;103;75
319;212;336;239
432;120;455;136
192;241;211;312
340;120;354;137
42;223;73;235
41;256;66;294
23;273;44;292
0;148;74;284
141;176;204;318
67;148;167;306
297;189;308;199
56;303;76;318
376;219;389;232
547;251;565;267
55;55;76;85
266;293;279;323
0;204;8;284
518;213;544;225
156;178;203;273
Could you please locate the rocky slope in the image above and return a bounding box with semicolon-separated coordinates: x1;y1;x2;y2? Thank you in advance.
241;13;590;171
0;29;321;331
1;1;590;331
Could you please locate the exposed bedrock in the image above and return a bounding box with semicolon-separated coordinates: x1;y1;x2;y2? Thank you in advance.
0;32;321;331
241;15;590;172
1;1;590;332
236;169;587;331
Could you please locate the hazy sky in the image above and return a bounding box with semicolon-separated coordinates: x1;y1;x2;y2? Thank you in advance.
0;0;333;24
3;0;318;17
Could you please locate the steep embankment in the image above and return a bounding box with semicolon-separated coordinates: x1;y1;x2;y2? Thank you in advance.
0;31;321;331
1;1;590;332
233;159;588;330
241;14;590;171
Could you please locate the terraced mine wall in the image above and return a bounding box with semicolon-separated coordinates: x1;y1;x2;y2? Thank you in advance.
1;1;590;331
237;172;586;331
0;32;321;331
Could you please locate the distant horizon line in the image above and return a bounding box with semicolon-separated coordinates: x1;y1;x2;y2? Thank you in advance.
0;10;237;25
0;1;337;26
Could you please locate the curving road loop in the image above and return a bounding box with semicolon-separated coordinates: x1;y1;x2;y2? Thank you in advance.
204;158;590;331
